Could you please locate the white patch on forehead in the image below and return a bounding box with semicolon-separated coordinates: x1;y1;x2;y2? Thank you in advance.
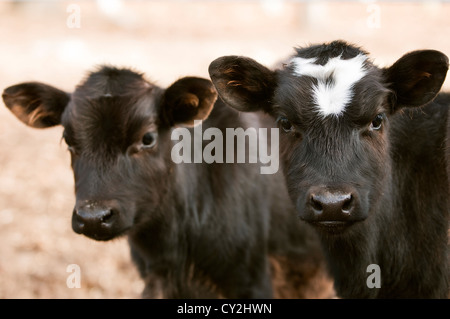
290;54;368;117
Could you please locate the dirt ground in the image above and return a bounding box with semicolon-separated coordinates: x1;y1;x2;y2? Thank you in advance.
0;1;449;299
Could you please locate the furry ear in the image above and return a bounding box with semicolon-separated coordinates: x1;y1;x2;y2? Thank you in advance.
161;77;217;127
208;56;277;113
384;50;448;111
2;82;70;128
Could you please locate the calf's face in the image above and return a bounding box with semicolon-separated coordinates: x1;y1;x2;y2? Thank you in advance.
209;41;448;234
3;67;217;240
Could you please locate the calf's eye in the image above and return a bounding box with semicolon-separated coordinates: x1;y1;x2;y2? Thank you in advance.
141;132;157;149
62;131;76;153
278;116;294;133
370;113;384;131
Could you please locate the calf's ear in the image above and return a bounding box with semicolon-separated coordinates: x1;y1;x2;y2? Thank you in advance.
161;77;217;127
208;56;277;114
2;82;70;128
384;50;448;111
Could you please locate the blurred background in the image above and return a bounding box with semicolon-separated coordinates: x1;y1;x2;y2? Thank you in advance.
0;0;449;298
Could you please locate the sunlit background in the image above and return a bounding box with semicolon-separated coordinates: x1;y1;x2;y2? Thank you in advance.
0;0;449;298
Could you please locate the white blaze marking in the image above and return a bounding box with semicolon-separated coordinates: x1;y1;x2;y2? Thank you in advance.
291;54;368;117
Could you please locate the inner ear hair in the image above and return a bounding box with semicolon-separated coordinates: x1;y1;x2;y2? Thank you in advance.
2;82;70;128
209;56;277;114
385;50;449;109
162;77;217;127
171;93;201;126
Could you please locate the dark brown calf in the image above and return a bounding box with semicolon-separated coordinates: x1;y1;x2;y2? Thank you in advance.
3;66;332;298
209;40;449;298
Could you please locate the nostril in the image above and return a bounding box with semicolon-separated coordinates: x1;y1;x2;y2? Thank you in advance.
342;195;354;213
310;195;323;212
100;209;114;223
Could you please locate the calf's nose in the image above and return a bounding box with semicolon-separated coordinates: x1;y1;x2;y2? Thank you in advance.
301;186;362;223
74;206;114;229
310;192;354;219
72;201;117;240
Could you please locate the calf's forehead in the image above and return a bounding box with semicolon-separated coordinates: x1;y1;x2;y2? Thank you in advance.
63;67;160;128
63;90;159;131
276;51;388;124
290;54;368;117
